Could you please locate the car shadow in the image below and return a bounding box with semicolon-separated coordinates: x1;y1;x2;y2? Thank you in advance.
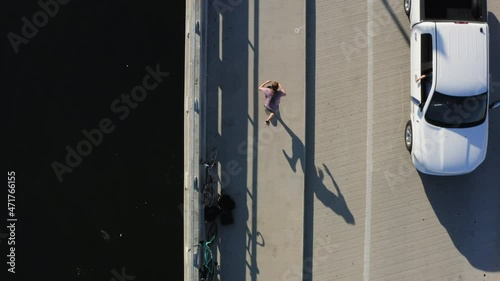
418;13;500;272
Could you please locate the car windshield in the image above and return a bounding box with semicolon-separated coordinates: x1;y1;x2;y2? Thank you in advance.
425;92;487;128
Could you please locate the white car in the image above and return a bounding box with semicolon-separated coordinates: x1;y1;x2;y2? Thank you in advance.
404;0;499;175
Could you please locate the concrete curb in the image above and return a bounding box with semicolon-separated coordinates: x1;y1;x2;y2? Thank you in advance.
184;0;203;280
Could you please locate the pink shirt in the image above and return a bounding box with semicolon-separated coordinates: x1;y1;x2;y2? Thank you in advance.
259;87;286;112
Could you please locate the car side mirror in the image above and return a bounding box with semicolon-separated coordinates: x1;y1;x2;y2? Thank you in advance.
489;101;500;110
418;103;424;111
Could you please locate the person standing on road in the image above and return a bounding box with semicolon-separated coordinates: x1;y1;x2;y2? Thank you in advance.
258;80;287;125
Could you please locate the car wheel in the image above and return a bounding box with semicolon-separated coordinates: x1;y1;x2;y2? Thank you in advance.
404;0;411;17
405;120;412;153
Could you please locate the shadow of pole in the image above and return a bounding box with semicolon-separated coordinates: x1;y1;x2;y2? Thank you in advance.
303;0;316;279
381;0;410;46
250;1;260;280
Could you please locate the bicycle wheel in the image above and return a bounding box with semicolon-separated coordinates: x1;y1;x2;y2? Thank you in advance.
201;147;218;167
202;183;213;207
206;222;218;281
203;180;219;208
207;146;218;169
199;245;215;281
200;257;215;281
207;221;218;243
205;260;216;281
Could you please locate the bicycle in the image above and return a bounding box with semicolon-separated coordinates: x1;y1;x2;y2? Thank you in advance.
198;221;218;281
200;147;220;208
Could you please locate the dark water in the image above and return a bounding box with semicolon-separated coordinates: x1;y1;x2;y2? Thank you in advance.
4;1;184;280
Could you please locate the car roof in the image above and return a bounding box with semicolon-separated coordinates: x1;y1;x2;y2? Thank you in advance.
435;22;488;96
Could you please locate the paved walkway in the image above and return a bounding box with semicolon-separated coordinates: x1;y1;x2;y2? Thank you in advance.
204;0;306;280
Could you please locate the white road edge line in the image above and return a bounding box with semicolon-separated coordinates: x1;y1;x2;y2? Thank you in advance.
364;0;374;281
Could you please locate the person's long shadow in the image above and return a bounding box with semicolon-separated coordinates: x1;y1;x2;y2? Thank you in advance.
277;117;355;224
278;115;304;173
314;164;355;224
